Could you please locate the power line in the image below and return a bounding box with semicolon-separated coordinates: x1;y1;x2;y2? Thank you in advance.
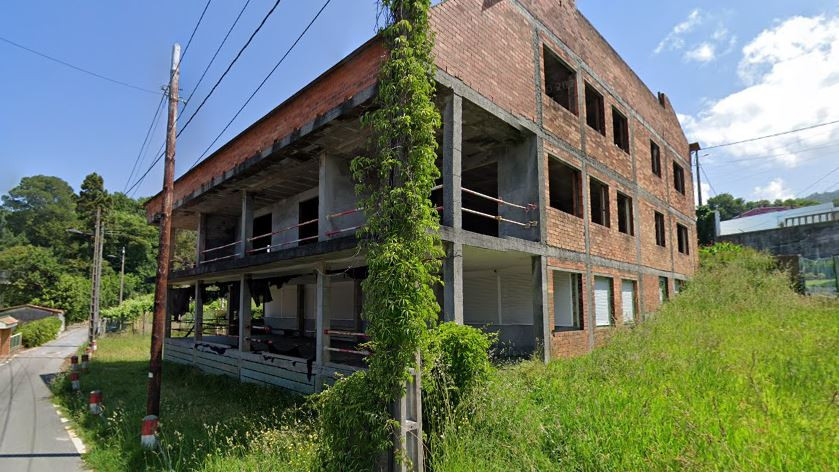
183;0;253;107
189;0;332;170
123;94;167;193
702;118;839;150
177;0;284;139
178;0;212;65
0;35;161;95
792;164;839;198
705;140;839;166
699;165;717;197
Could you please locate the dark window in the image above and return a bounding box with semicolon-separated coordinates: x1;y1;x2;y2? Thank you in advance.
548;158;582;217
612;107;630;153
543;46;577;114
251;213;272;254
589;178;610;227
673;162;686;194
462;162;499;237
659;276;669;302
617;192;634;236
585;83;605;135
677;224;690;254
650;140;662;177
298;197;319;245
654;211;666;247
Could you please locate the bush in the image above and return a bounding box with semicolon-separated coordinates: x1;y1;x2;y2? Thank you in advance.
102;294;153;322
17;316;62;347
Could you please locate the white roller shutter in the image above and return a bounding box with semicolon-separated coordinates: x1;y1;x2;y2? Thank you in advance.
500;269;533;325
621;280;636;324
553;272;574;328
594;276;612;326
463;270;498;325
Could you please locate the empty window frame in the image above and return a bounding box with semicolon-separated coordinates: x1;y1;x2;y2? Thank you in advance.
594;276;614;326
612;107;630;153
673;162;686;194
553;271;583;331
659;276;669;302
674;279;685;295
548;158;582;217
650;140;662;177
543;46;577;114
589;178;610;227
620;279;637;324
654;211;666;247
617;192;634;236
677;223;690;254
298;197;319;245
584;83;606;135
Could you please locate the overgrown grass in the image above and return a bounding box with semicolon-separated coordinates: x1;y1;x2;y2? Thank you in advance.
55;248;839;471
53;334;315;471
431;249;839;471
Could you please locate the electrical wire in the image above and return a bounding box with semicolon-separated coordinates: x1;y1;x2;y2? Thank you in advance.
178;0;212;65
699;165;717;197
704;140;839;166
123;94;167;193
182;0;252;107
0;35;161;95
702;118;839;150
189;0;332;170
177;0;284;139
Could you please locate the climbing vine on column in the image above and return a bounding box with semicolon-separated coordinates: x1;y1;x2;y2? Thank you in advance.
315;0;442;469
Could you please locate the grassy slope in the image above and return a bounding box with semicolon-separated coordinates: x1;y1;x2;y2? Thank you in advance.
55;249;838;471
53;334;315;471
432;252;839;471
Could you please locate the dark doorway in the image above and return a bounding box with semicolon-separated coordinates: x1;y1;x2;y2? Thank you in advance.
462;162;499;237
298;197;319;245
251;213;272;254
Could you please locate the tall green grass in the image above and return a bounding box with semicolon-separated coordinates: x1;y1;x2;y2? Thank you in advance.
53;334;316;471
431;249;839;471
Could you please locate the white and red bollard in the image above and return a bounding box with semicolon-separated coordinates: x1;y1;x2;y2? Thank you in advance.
89;390;103;415
141;415;159;449
81;354;90;372
70;372;80;392
70;355;79;372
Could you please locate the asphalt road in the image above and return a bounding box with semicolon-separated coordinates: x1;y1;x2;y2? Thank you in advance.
0;326;87;472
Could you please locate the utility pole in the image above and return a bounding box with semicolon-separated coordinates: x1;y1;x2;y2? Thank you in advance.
690;142;702;206
145;43;179;429
88;207;102;350
118;246;126;305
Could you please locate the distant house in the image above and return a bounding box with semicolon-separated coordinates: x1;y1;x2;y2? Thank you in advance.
718;203;839;259
0;315;20;358
0;305;66;332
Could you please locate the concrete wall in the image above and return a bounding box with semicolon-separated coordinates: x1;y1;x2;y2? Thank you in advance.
719;221;839;259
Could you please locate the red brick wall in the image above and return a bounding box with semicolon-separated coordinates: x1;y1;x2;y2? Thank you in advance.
146;40;386;218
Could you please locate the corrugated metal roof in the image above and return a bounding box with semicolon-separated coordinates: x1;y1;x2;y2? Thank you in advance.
719;203;835;235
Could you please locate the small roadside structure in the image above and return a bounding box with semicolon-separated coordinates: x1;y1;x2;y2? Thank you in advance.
0;304;66;332
0;315;20;358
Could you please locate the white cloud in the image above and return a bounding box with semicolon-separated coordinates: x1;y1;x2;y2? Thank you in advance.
685;42;716;62
655;9;703;54
681;14;839;172
694;182;712;205
752;178;794;200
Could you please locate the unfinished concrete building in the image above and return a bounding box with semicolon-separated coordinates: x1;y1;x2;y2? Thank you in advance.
145;0;698;394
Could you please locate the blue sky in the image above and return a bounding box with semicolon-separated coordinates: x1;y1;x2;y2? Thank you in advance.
2;0;838;203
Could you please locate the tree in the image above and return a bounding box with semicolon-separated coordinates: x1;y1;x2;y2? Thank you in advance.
0;245;63;306
1;175;77;249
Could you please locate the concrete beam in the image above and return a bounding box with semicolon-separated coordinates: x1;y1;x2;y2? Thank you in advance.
442;241;464;324
238;191;254;258
443;93;463;230
238;275;252;352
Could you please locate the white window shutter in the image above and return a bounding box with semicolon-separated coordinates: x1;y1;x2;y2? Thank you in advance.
594;276;612;326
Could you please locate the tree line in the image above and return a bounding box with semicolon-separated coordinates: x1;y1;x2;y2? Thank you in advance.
0;173;159;322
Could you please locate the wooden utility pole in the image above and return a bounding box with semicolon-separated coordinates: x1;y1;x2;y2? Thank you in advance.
146;43;180;422
118;246;126;305
88;206;102;348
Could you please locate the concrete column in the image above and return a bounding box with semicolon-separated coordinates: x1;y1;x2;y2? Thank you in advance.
196;212;206;264
442;93;462;229
194;281;203;341
315;268;331;391
442;241;464;324
532;256;551;363
238;275;252;352
238;191;254;258
319;152;362;240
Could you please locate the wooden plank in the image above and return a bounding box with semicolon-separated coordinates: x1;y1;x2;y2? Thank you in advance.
195;350;238;367
237;351;312;375
195;356;239;375
198;363;238;378
163;352;193;365
240;368;314;394
239;359;313;385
